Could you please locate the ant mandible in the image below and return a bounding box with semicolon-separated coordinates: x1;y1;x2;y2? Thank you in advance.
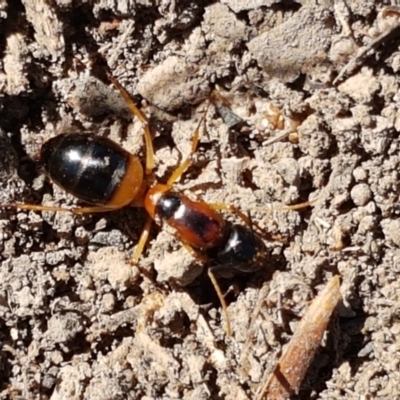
1;74;308;336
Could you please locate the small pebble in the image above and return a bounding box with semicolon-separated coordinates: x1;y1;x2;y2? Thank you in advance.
350;183;372;206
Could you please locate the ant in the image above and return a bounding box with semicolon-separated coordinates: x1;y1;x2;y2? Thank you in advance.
0;74;310;336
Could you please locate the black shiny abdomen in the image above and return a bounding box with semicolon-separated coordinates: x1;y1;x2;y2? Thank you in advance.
41;133;128;205
216;225;267;273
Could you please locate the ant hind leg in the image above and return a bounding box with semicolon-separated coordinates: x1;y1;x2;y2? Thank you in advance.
107;73;155;176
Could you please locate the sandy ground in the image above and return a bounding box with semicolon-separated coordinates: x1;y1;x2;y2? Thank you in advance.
1;1;400;399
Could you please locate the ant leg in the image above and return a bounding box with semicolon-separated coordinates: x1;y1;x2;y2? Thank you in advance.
71;205;122;214
207;203;267;237
130;215;153;265
208;198;318;237
166;101;212;187
0;203;121;214
208;266;232;337
209;203;251;224
107;73;155;175
0;203;74;213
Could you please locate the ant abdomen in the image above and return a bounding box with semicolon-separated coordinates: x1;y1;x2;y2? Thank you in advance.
41;133;144;208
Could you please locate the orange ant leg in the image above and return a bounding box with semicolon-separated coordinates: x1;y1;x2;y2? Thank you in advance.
208;203;252;225
0;203;122;214
179;238;232;336
107;73;155;175
208;203;267;237
181;240;232;336
70;205;123;214
208;267;232;337
166;101;212;187
130;215;153;265
0;203;73;213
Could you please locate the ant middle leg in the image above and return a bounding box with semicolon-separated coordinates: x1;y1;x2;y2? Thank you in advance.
166;101;212;187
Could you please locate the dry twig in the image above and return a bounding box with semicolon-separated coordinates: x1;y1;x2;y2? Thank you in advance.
256;275;342;400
